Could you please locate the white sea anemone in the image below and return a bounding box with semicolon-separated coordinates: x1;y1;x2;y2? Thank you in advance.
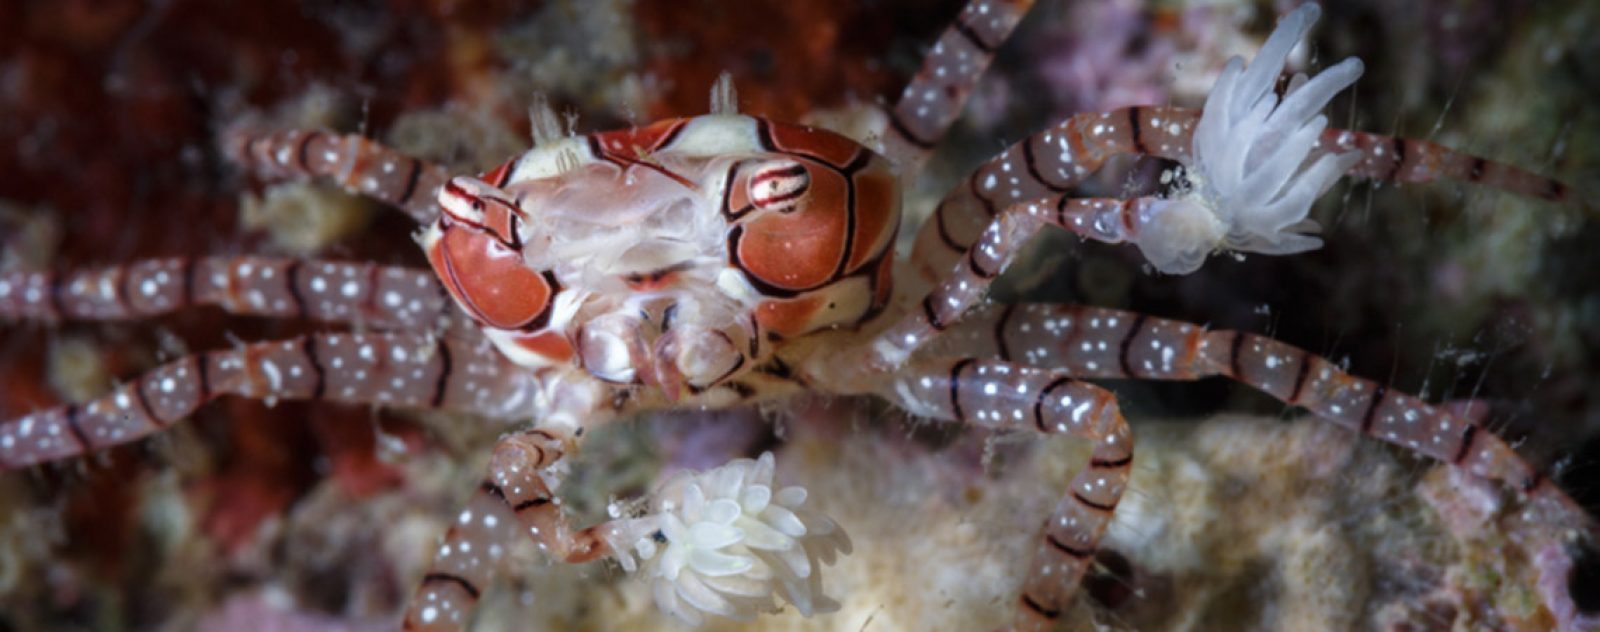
608;452;852;627
1134;3;1364;274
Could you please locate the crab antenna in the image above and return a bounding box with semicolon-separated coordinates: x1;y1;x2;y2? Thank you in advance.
709;72;738;115
529;93;565;147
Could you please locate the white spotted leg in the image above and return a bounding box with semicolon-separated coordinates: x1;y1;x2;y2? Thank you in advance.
404;425;628;631
0;256;466;333
910;105;1588;282
929;303;1595;532
223;127;452;225
0;333;538;469
401;477;521;632
876;357;1132;630
878;191;1175;366
875;0;1036;175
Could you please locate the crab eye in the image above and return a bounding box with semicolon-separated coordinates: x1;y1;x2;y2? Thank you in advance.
748;161;810;213
439;176;525;248
439;178;488;225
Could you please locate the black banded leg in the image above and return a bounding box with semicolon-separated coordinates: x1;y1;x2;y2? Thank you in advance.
908;100;1585;286
879;0;1037;174
872;210;1047;367
907;105;1199;284
0;257;462;333
928;303;1592;528
223;127;451;225
0;333;537;470
878;357;1132;630
1316;127;1588;210
403;486;518;631
1198;330;1569;510
872;191;1129;366
487;428;616;564
869;187;1175;369
404;425;620;632
923;303;1209;382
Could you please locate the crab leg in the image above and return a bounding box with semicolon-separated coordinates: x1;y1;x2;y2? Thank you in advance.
910;106;1587;281
845;188;1591;618
404;424;624;631
908;107;1190;281
878;0;1035;174
879;191;1583;519
876;357;1132;631
223;127;450;225
852;180;1590;625
0;257;463;332
0;333;537;470
927;303;1593;529
401;479;521;632
878;192;1169;363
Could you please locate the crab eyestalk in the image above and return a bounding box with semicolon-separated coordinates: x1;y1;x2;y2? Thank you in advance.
607;452;852;626
1132;2;1363;274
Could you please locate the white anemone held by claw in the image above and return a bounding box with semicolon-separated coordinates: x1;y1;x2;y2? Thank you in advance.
608;452;852;627
1133;3;1365;274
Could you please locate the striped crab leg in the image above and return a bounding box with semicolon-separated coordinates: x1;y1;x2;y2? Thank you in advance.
872;303;1593;627
0;332;537;470
806;194;1145;628
930;303;1594;532
223;127;451;225
876;357;1133;631
909;107;1196;282
401;476;521;632
842;187;1591;618
878;192;1184;364
404;425;624;631
877;0;1036;174
910;106;1588;281
0;257;465;333
855;182;1591;625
